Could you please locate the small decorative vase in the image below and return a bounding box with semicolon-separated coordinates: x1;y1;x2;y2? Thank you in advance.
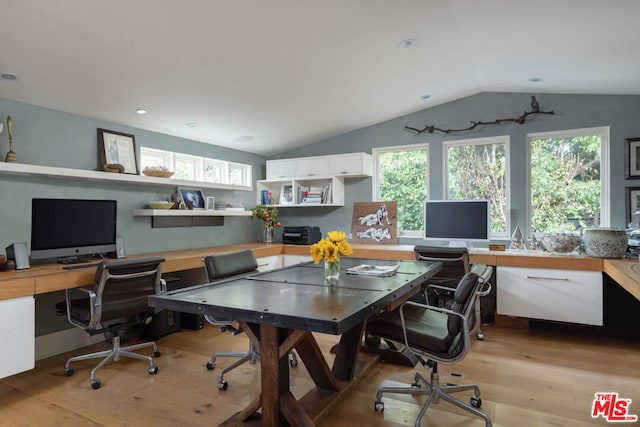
264;226;276;243
324;258;340;281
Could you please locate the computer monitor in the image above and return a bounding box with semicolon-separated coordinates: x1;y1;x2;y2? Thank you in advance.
30;198;117;264
423;199;490;247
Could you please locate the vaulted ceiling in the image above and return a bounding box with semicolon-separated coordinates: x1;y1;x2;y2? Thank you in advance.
1;0;639;155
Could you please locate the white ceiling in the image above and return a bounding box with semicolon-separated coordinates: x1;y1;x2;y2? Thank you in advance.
1;0;639;156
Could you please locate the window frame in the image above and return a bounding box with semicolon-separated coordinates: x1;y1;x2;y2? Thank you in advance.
525;126;610;236
373;143;429;237
443;135;511;240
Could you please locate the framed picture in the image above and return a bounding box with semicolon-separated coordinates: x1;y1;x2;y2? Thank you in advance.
178;188;205;209
280;183;293;204
625;186;640;225
624;137;640;179
206;196;215;210
98;128;137;174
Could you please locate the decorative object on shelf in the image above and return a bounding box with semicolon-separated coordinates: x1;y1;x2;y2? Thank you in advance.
103;163;125;173
170;188;185;209
351;201;397;244
624;137;640;179
260;189;274;205
206;197;215;210
5;115;17;163
582;228;628;258
310;231;353;282
540;232;580;253
97;128;137;174
251;204;281;242
142;166;174;178
177;187;205;210
509;224;526;250
147;201;173;210
405;96;554;135
529;234;540;251
625;186;640;227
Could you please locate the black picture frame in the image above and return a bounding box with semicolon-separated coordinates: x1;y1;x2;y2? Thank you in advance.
625;186;640;225
624;137;640;179
97;128;137;174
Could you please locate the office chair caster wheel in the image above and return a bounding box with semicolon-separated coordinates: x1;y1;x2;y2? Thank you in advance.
149;366;159;375
411;381;421;388
64;367;75;376
206;361;215;370
470;396;482;408
91;380;101;390
218;381;228;391
154;350;161;357
374;400;384;412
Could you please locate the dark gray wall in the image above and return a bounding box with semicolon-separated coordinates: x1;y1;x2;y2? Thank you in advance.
276;92;640;242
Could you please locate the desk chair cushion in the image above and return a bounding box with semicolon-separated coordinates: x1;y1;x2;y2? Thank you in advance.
67;257;164;324
203;249;258;280
367;272;479;356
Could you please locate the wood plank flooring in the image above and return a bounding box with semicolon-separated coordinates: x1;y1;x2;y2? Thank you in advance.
1;323;638;426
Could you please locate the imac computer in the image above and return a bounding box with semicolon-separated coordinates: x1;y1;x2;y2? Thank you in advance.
30;198;117;264
423;199;490;248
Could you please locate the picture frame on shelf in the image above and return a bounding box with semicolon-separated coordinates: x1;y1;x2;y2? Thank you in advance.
178;187;205;209
624;137;640;179
98;128;137;174
280;183;293;204
625;186;640;225
206;196;215;210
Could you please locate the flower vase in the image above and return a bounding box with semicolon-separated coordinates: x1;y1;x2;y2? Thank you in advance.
324;258;340;281
264;226;276;243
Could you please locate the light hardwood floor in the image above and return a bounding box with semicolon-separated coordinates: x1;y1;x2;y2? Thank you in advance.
1;323;638;426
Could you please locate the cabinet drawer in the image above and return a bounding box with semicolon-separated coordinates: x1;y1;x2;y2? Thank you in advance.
497;266;602;326
0;296;35;378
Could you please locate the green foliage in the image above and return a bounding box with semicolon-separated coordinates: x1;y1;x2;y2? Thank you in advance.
447;142;507;232
378;149;428;231
530;135;601;232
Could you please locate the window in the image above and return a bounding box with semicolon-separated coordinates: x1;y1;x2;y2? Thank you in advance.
373;144;428;236
140;147;252;188
527;126;610;234
444;136;510;237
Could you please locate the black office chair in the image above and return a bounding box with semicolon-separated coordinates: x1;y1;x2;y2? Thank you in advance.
59;257;165;389
367;266;494;427
202;249;297;391
413;245;491;340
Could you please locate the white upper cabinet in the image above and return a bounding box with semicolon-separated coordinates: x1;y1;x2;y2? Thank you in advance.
328;152;373;177
266;152;372;180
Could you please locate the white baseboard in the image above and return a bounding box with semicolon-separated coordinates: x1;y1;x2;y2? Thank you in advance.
35;328;103;361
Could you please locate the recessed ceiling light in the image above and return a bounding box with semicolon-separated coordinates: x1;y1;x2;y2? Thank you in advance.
135;108;147;114
234;135;254;143
421;94;431;100
1;73;17;80
398;39;415;49
529;77;542;83
186;122;199;128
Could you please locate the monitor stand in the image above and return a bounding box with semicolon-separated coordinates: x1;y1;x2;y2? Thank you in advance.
57;256;84;265
448;241;478;251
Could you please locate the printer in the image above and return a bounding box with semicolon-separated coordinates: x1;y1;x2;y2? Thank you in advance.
282;226;322;245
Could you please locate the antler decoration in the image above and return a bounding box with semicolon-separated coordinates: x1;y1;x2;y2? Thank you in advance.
405;96;554;135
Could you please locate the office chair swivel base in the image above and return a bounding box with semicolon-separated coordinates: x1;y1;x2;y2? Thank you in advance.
206;343;298;390
64;335;161;390
374;368;492;427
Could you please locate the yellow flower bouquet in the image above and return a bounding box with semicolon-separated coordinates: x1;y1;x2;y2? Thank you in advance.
310;231;353;280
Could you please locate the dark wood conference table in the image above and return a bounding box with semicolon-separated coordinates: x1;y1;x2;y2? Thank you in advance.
149;257;441;426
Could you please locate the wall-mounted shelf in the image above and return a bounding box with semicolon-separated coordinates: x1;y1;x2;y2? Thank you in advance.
132;209;251;228
0;162;252;191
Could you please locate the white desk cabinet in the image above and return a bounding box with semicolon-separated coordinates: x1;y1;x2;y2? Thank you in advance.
0;296;35;379
497;266;603;326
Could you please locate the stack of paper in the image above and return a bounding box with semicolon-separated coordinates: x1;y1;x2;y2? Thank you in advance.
345;264;400;277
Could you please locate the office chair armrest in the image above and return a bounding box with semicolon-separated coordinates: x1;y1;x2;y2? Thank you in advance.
65;286;99;329
398;300;471;364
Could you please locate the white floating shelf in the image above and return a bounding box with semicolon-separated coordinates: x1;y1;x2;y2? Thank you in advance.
0;162;252;191
132;209;251;217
